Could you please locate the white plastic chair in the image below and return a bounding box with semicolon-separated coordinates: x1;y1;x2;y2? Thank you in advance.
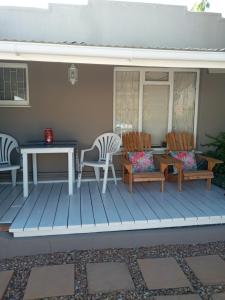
77;133;121;193
0;133;20;187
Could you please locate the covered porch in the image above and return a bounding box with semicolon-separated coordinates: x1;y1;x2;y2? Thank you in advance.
1;25;225;239
0;180;225;238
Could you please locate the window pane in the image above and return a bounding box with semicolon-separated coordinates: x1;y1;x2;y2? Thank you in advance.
0;66;27;101
172;72;197;133
145;71;169;81
143;85;169;146
114;71;139;134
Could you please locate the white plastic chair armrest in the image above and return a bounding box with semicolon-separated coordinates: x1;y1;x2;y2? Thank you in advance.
80;146;95;163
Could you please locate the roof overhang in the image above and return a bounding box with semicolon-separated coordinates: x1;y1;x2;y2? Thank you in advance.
1;41;225;68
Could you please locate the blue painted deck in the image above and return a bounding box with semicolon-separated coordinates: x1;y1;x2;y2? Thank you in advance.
0;180;225;237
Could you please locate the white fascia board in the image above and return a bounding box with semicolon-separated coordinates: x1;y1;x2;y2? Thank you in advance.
0;41;225;68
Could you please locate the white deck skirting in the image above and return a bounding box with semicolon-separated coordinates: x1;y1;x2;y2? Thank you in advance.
0;181;225;237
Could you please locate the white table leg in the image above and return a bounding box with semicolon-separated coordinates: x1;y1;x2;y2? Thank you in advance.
72;151;75;183
68;151;73;195
22;153;29;197
32;153;38;185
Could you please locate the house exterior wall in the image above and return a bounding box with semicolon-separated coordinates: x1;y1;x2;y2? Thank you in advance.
0;62;114;180
197;69;225;149
0;62;224;180
0;0;225;49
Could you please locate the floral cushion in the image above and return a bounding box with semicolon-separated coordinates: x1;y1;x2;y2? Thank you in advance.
128;151;155;173
170;151;197;173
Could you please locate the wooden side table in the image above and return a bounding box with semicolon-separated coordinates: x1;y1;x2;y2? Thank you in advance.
159;155;183;192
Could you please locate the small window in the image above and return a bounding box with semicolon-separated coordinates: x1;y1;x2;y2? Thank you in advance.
0;63;29;107
145;71;169;81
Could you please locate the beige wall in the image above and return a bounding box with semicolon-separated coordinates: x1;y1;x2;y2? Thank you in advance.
0;62;114;179
197;69;225;149
0;63;225;180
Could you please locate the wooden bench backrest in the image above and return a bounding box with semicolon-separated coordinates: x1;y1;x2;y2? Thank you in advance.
166;132;194;151
123;132;151;153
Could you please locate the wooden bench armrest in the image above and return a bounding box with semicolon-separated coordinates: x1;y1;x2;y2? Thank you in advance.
197;154;223;171
123;158;132;173
197;155;223;164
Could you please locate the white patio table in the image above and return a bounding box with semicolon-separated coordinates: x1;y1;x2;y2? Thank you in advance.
21;141;77;197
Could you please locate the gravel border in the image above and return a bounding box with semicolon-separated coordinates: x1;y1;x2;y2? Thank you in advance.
1;241;225;299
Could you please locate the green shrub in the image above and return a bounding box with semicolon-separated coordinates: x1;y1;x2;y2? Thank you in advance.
203;132;225;187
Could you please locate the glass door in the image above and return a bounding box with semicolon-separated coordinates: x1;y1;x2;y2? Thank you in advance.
142;84;170;146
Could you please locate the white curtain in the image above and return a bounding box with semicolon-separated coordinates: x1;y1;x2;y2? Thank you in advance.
114;71;140;134
172;72;197;133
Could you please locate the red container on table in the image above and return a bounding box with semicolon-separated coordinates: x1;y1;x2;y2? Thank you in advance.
44;128;54;144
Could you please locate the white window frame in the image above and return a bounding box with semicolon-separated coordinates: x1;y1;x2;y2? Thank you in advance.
0;62;30;107
113;67;200;145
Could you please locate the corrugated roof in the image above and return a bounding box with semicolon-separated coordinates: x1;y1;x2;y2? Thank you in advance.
1;39;225;52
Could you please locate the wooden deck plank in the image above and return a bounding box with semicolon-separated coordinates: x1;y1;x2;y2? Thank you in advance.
53;183;70;229
195;180;225;198
164;187;198;219
99;187;121;225
6;181;225;237
68;186;81;228
0;186;23;220
115;182;148;222
38;183;63;230
10;184;44;231
213;186;225;196
0;186;33;224
166;183;207;218
118;182;159;221
88;182;108;226
149;182;197;220
143;183;185;220
24;184;53;231
80;182;95;227
135;184;171;220
184;184;225;217
0;184;8;195
197;188;225;211
166;183;212;218
175;183;220;217
195;181;225;201
107;183;134;224
0;185;15;206
150;183;199;220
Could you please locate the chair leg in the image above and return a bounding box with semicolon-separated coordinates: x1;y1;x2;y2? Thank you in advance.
122;166;125;183
77;165;83;188
178;170;183;192
160;180;164;192
111;165;117;185
94;167;100;182
102;166;109;194
128;172;133;193
11;169;17;187
164;168;169;180
207;178;212;190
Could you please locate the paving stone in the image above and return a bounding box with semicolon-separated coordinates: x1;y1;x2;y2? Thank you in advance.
213;293;225;300
212;293;225;300
138;257;192;290
155;296;201;300
0;270;13;299
23;264;74;299
87;262;134;294
186;255;225;285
